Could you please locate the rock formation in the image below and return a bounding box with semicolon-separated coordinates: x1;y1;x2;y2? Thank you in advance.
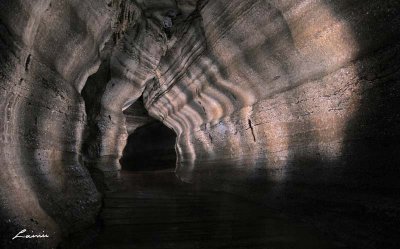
1;0;399;248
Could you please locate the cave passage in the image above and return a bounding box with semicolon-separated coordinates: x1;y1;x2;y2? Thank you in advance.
120;121;177;171
1;0;400;249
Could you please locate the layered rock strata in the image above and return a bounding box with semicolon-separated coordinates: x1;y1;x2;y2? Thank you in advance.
0;0;111;247
0;0;197;247
144;1;400;247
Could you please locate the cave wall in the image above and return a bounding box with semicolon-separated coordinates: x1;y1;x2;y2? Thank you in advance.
0;0;198;246
146;0;400;185
0;0;111;247
144;1;400;247
123;97;155;135
81;0;172;176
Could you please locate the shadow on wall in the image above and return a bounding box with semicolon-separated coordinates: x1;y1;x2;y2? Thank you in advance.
334;0;400;193
280;1;400;248
120;121;177;171
174;1;400;248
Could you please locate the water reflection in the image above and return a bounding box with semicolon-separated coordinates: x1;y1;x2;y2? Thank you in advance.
93;170;337;249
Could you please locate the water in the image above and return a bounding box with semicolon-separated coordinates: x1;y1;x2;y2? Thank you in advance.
92;170;337;249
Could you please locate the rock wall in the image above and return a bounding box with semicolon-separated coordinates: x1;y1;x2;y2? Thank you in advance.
0;0;197;247
81;0;172;176
0;0;111;247
123;97;155;135
144;0;400;247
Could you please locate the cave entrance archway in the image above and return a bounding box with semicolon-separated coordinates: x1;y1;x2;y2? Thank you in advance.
120;121;177;171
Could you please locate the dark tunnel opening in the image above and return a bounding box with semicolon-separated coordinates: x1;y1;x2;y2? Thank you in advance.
120;121;177;171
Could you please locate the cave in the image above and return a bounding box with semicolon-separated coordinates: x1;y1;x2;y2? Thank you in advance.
1;1;400;249
120;120;177;171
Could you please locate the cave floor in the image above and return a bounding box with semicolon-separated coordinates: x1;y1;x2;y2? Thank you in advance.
92;170;339;249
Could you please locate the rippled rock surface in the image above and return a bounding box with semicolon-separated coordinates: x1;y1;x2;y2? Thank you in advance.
0;0;111;248
144;1;400;247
